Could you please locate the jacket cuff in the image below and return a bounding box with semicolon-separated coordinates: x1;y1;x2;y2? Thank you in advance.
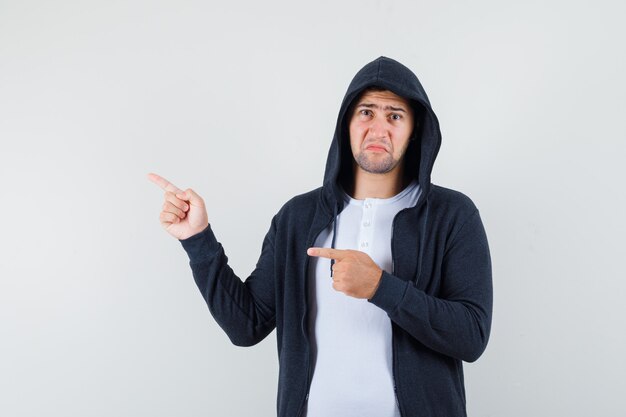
368;270;409;313
178;224;220;263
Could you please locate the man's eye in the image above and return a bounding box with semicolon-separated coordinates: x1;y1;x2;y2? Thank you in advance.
360;109;372;116
390;114;402;121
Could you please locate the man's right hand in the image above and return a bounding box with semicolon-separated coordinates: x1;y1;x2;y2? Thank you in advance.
147;173;209;240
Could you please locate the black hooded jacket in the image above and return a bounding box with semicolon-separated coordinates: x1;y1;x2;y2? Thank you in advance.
180;56;493;417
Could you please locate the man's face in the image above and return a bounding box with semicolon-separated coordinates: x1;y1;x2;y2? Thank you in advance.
348;89;415;175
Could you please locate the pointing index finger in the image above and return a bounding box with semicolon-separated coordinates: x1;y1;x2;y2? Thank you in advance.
307;247;348;260
147;172;183;194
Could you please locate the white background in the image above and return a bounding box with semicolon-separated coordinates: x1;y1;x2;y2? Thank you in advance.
1;0;625;416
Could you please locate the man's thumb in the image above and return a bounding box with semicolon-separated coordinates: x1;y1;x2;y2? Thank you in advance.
177;188;203;205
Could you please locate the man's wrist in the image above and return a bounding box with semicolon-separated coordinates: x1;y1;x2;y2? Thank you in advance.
368;268;384;300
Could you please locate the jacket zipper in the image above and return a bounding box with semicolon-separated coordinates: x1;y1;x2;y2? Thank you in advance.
390;204;420;417
390;188;427;417
390;214;405;417
296;215;336;417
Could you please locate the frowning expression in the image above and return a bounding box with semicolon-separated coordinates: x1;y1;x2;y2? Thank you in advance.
348;89;414;175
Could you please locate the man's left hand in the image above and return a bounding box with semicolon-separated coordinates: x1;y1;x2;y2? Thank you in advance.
307;247;383;299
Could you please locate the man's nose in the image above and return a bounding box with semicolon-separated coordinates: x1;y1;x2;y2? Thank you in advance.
368;117;389;138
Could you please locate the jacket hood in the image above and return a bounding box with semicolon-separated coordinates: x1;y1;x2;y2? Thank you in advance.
321;56;442;215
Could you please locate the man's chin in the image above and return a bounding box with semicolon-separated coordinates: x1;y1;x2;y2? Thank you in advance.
357;161;396;175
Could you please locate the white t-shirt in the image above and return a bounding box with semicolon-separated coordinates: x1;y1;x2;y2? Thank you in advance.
305;179;421;417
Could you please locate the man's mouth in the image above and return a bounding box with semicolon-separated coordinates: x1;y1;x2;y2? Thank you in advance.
365;144;388;152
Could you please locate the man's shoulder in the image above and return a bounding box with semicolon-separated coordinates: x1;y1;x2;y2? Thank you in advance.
428;183;480;217
263;186;326;239
287;186;323;206
274;186;324;219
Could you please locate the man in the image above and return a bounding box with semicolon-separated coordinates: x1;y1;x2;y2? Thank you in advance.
148;56;492;417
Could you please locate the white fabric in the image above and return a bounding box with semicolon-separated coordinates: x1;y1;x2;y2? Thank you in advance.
305;179;421;417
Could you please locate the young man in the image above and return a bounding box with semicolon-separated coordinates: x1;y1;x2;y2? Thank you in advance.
149;56;492;417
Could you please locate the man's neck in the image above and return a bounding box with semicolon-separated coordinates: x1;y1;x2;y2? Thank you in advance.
346;164;411;200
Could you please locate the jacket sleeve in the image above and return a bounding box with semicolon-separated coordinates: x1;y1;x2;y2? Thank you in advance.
368;209;492;362
178;218;277;347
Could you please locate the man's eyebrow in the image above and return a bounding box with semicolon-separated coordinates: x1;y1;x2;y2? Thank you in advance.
356;102;408;113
